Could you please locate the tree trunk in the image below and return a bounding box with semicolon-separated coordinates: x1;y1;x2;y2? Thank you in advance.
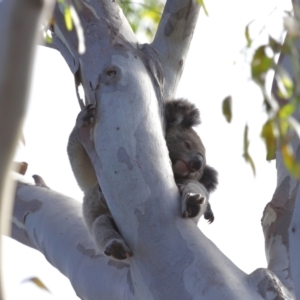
261;1;300;294
0;0;54;298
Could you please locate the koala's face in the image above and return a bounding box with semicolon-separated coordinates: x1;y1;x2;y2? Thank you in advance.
166;126;206;180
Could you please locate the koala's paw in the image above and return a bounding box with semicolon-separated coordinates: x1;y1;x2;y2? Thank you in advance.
181;192;205;219
104;238;132;260
76;104;95;128
204;213;214;224
204;204;215;224
178;181;209;220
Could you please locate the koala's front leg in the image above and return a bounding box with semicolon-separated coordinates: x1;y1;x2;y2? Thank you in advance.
178;180;209;223
83;185;132;260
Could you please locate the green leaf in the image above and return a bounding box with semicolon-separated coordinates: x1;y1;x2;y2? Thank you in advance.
57;0;73;31
282;144;300;179
222;96;232;123
279;119;289;136
243;125;256;175
117;0;163;38
197;0;209;16
45;33;52;44
22;277;50;293
261;120;276;160
275;71;294;100
64;6;73;31
278;103;295;119
141;10;159;20
245;25;251;47
251;46;273;81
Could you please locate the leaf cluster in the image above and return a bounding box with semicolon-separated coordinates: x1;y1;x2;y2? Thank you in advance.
118;0;164;40
222;8;300;178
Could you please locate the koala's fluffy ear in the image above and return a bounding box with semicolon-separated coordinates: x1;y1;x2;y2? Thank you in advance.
200;165;218;193
165;99;201;129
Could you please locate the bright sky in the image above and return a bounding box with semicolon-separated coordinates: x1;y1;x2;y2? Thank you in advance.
2;0;292;299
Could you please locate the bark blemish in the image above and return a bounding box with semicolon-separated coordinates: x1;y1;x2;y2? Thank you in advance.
262;204;277;227
297;143;300;156
261;176;291;229
126;269;135;294
248;268;290;300
271;176;290;207
76;243;103;259
13;198;43;225
81;1;100;20
108;259;129;270
268;235;290;275
164;0;193;36
100;65;122;85
99;61;127;93
179;59;183;67
117;147;133;170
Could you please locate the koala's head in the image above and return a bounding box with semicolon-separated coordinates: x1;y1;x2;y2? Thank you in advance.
165;99;206;180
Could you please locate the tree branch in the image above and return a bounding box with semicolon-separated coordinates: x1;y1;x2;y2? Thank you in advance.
12;181;134;300
52;3;79;70
262;26;300;300
45;31;79;74
52;0;138;104
0;0;54;298
12;177;292;299
289;186;300;299
152;0;201;99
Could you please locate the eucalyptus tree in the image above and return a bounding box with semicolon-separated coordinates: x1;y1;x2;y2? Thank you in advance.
0;0;299;299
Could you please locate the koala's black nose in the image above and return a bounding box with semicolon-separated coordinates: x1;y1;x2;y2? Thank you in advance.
189;155;203;172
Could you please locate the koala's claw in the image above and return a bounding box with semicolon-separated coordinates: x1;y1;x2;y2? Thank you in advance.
204;203;214;224
76;104;96;127
182;192;205;219
204;211;214;224
104;239;132;260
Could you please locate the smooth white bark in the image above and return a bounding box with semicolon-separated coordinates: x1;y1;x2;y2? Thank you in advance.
12;181;134;300
11;180;273;300
152;0;201;99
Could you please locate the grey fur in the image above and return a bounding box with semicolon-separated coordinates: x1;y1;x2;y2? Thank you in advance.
67;100;218;260
166;99;218;223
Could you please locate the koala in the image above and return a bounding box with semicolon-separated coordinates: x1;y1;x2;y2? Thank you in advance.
165;99;218;223
67;99;217;260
